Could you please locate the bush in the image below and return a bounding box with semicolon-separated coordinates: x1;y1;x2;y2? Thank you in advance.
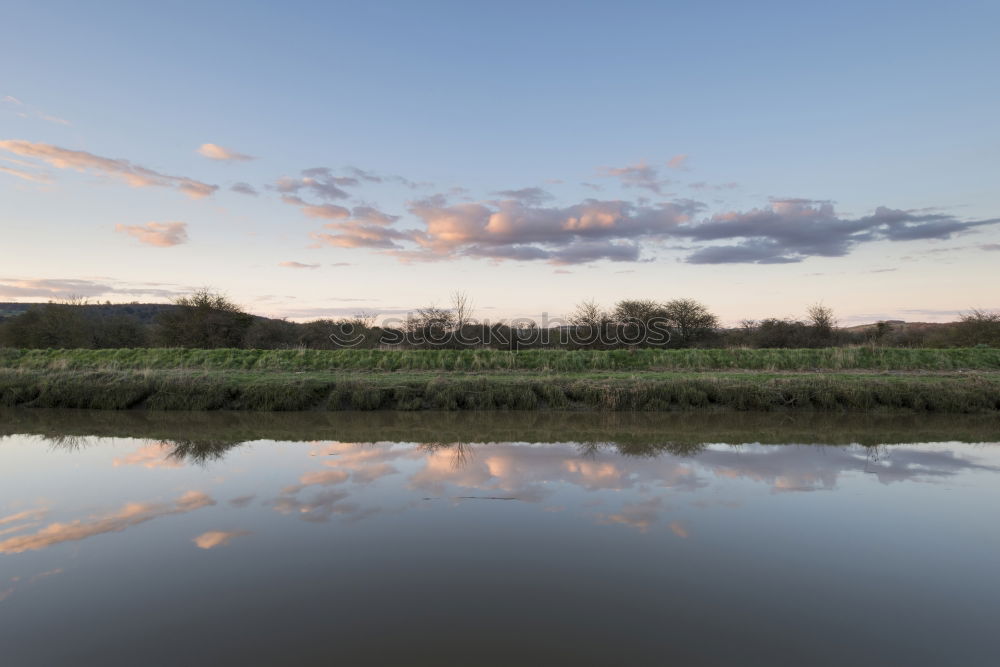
0;303;94;348
955;309;1000;347
153;289;253;348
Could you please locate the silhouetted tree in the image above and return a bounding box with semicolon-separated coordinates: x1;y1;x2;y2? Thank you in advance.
612;299;664;326
568;299;611;349
407;304;456;347
153;289;253;348
807;302;837;346
569;299;608;328
0;301;94;348
662;298;719;346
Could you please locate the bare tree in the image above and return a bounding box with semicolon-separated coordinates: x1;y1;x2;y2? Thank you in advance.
569;299;608;327
612;299;664;326
409;304;457;345
451;291;475;328
806;302;837;346
806;302;837;331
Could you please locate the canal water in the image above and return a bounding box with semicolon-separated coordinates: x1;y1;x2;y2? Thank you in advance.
1;410;998;666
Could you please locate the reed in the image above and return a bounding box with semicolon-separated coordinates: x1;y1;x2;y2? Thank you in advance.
1;368;997;412
1;346;999;373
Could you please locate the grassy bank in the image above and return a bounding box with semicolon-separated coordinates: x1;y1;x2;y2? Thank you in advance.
2;346;1000;373
2;348;998;412
1;367;999;412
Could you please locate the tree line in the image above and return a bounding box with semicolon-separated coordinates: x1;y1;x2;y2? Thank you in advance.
1;289;998;350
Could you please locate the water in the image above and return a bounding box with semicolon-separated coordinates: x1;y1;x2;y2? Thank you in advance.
1;410;999;666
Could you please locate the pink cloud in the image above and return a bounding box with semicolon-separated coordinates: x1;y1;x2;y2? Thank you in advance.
113;443;185;469
596;497;666;533
310;220;413;249
301;203;351;219
0;508;47;527
0;165;51;183
197;143;255;161
666;154;689;169
0;140;217;198
115;221;189;247
0;491;215;554
193;530;252;549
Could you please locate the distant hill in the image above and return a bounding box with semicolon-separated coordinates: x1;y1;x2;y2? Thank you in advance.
0;302;178;324
0;302;286;325
841;321;955;333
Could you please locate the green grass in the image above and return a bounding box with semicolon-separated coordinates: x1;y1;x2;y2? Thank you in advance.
1;368;998;412
1;346;999;373
2;347;998;412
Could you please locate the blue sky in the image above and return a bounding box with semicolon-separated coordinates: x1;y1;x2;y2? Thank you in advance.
2;0;998;324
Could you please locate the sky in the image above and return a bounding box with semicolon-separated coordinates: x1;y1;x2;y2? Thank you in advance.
2;0;998;325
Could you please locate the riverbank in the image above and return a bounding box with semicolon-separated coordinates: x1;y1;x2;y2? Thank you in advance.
1;365;999;412
3;346;1000;372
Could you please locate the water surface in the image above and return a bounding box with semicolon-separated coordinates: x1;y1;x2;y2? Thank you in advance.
1;410;999;666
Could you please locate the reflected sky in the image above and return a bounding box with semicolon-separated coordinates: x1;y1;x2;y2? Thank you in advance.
1;416;999;666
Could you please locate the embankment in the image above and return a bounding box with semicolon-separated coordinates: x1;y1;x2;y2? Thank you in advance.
1;360;998;412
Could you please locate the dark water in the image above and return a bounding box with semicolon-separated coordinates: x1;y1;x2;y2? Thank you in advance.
1;410;999;666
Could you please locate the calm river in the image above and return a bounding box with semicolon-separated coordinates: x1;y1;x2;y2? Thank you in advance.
1;410;998;666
